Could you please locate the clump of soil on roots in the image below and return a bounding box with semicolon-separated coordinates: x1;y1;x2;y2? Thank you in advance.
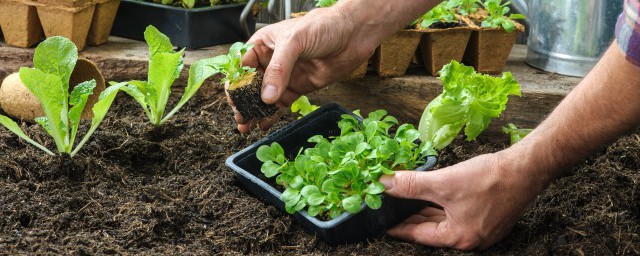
0;91;638;255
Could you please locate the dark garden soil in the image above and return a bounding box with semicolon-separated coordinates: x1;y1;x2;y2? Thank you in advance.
0;91;638;255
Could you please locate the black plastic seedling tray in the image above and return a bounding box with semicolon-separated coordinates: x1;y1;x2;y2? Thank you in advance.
111;0;256;49
226;103;437;245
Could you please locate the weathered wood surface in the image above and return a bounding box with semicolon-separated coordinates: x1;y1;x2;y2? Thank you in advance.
0;37;582;137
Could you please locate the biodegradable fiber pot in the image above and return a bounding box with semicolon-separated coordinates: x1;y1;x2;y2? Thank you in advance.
373;29;422;77
36;1;96;51
86;0;120;46
0;58;106;121
226;103;438;245
225;72;278;120
462;17;524;74
0;0;44;48
418;24;472;75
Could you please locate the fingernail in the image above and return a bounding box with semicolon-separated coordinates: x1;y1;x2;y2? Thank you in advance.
379;175;394;190
262;84;278;103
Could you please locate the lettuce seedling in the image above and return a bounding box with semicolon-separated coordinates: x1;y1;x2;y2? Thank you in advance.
415;2;459;29
120;25;218;125
446;0;481;16
290;96;319;119
418;60;521;150
257;110;436;219
502;123;532;145
480;0;526;32
315;0;337;8
0;37;124;157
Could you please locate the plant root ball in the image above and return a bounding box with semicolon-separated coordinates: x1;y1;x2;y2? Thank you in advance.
0;58;106;122
226;72;278;120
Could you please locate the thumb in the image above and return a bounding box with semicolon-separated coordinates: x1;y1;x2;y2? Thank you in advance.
261;41;300;105
380;171;442;203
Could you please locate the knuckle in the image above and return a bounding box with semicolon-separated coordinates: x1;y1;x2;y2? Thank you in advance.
266;62;286;78
395;171;419;197
453;233;481;250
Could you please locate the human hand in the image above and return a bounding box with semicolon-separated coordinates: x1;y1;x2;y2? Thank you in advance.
379;151;551;249
230;7;378;133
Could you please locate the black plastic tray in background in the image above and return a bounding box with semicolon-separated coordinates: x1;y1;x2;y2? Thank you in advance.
226;103;438;245
111;0;256;49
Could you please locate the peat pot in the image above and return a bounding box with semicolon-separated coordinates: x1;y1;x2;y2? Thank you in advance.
226;103;437;245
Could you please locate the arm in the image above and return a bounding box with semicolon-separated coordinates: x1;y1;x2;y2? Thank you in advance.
231;0;441;133
380;42;640;249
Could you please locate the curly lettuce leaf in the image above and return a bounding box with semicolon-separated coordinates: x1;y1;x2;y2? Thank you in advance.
418;61;520;150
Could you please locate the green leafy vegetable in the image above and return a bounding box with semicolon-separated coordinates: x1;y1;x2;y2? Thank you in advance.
447;0;481;16
502;123;532;145
153;0;246;9
480;0;525;32
418;60;521;150
0;36;122;157
315;0;337;8
415;2;459;29
119;25;217;125
291;96;319;119
257;110;436;219
203;42;255;85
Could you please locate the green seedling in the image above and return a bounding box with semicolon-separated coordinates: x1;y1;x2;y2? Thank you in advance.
447;0;481;16
502;123;532;145
414;2;459;29
291;96;319;119
257;110;436;219
316;0;337;8
119;25;219;125
418;60;521;150
0;37;124;157
480;0;526;32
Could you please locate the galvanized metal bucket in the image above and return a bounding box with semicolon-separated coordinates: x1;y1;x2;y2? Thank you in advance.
513;0;623;77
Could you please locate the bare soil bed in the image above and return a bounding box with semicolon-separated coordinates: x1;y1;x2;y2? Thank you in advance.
0;91;638;255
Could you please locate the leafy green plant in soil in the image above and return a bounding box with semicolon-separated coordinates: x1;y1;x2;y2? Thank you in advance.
418;60;521;150
257;110;436;219
447;0;481;16
480;0;526;32
0;37;124;157
119;25;218;125
502;123;532;145
290;96;319;119
414;2;460;29
210;42;278;120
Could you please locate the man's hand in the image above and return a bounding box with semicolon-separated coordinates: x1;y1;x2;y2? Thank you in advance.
231;7;376;133
229;0;441;133
380;150;549;250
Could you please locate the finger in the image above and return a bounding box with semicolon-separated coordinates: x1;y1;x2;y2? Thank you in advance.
237;123;251;134
388;220;455;247
417;206;446;218
379;171;444;204
242;46;260;68
257;109;283;131
403;213;445;225
261;40;301;104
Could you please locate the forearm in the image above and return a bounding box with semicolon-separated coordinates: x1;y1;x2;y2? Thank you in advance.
333;0;441;50
503;42;640;190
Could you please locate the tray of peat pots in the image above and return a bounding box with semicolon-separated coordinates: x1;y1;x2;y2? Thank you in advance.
414;2;472;76
461;0;525;74
372;28;422;77
110;0;257;49
226;102;438;245
0;0;120;50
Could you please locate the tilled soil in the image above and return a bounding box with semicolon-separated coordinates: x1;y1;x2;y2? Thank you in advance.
0;92;638;255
